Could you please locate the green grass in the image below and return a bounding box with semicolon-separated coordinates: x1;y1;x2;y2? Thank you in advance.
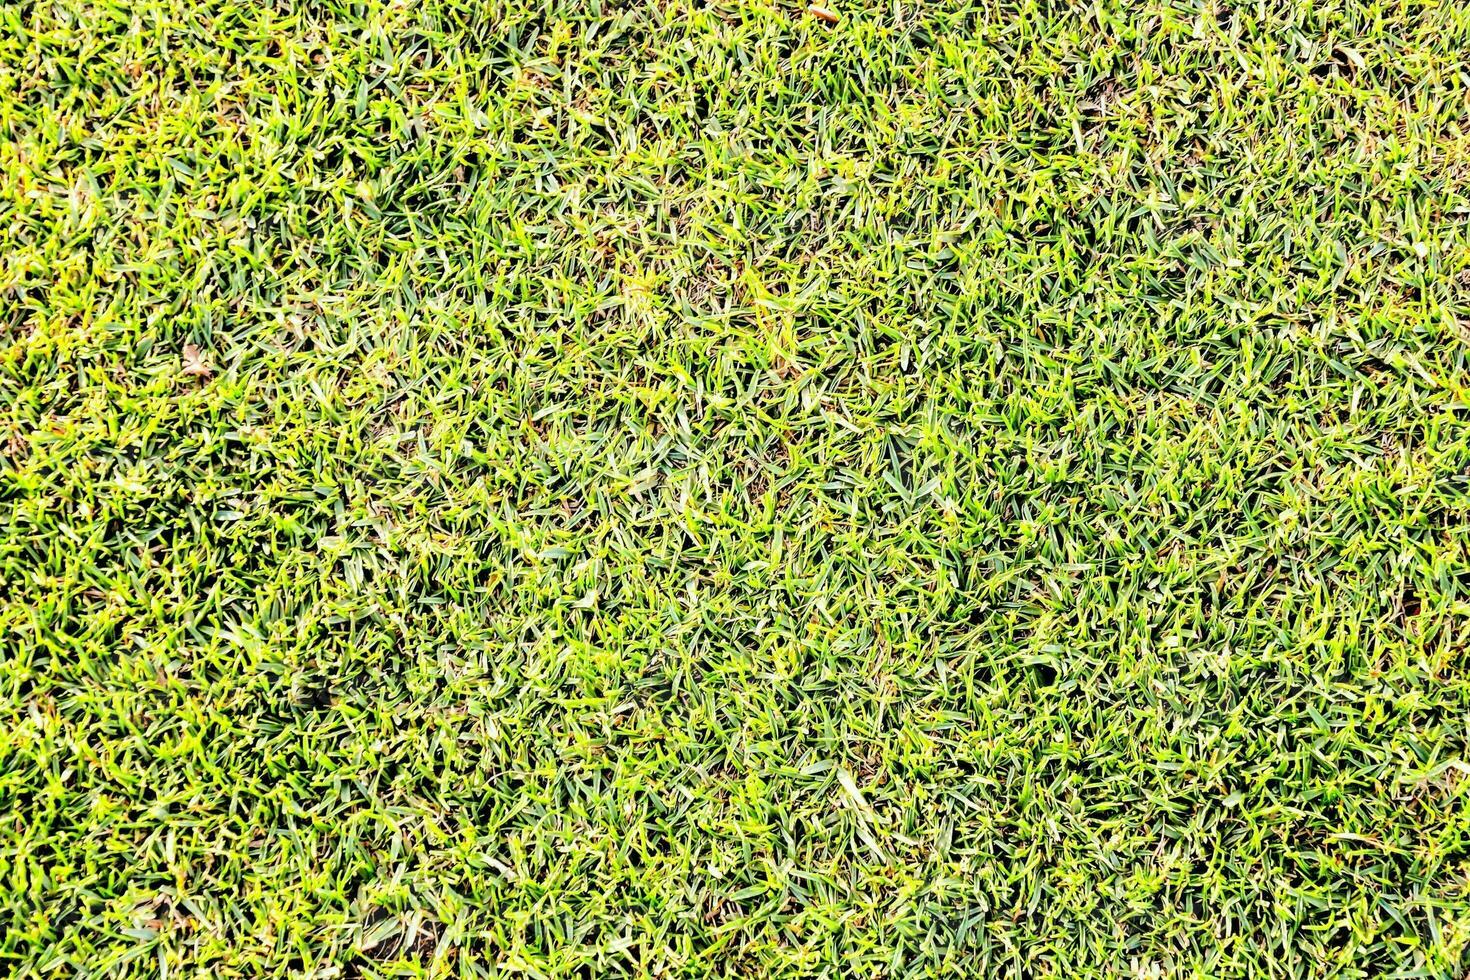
3;0;1470;975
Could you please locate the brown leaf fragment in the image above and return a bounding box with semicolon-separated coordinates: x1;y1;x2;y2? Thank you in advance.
180;343;212;379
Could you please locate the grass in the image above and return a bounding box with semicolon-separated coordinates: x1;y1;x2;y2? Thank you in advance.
3;0;1470;975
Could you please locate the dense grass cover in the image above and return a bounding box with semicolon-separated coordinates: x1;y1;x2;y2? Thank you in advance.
4;0;1470;976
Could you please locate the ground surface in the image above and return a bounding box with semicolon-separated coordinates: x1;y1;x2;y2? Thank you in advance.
3;0;1470;976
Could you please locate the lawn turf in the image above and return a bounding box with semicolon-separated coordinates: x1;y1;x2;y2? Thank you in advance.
4;0;1470;976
